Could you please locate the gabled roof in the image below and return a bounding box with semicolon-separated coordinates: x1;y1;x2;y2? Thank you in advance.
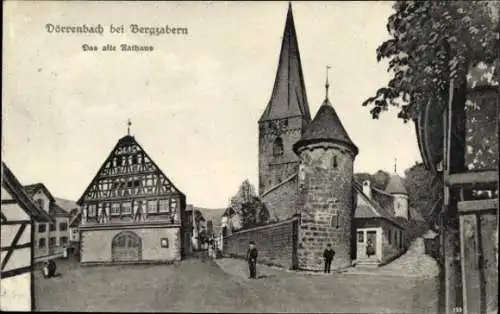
23;183;56;203
77;135;186;205
2;163;54;223
385;173;408;195
259;3;311;122
293;99;358;155
353;181;401;227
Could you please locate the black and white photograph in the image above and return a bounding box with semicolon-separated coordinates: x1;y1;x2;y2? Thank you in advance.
1;1;498;313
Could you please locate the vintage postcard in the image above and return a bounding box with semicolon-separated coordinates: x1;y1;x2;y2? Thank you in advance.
1;1;498;313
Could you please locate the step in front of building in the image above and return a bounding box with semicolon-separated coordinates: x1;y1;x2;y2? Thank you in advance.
355;258;380;268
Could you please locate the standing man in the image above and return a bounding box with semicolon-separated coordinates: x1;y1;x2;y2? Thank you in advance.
323;244;336;273
246;241;258;279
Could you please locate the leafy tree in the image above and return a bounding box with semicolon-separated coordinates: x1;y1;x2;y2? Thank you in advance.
226;180;269;230
363;1;499;121
354;170;390;190
403;162;443;221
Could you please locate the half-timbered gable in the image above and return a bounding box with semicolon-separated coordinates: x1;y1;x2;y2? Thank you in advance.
1;163;53;311
77;135;187;265
77;135;185;225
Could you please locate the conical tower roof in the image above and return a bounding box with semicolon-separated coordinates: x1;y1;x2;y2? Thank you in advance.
385;173;408;195
259;3;311;122
293;97;358;155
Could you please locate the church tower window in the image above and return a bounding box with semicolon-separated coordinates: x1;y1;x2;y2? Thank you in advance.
333;156;338;169
273;137;284;156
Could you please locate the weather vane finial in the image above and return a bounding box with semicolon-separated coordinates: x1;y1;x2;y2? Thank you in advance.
325;65;331;99
394;158;397;174
127;119;132;136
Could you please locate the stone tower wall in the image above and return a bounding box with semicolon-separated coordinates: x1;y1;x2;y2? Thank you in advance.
393;194;409;220
296;143;354;271
258;116;307;195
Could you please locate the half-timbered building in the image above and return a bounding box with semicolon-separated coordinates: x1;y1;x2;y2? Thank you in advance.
77;134;188;265
1;163;53;311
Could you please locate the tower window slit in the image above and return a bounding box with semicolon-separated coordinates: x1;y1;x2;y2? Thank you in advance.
273;137;284;157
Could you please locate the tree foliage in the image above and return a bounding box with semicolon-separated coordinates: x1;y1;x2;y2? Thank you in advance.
354;170;390;190
363;1;499;121
227;179;270;230
403;162;443;221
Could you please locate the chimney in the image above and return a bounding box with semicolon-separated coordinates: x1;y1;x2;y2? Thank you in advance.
363;180;372;199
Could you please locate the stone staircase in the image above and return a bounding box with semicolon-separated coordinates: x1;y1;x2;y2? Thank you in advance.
355;257;380;269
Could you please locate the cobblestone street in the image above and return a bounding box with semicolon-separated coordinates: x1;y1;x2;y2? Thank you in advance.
35;253;439;313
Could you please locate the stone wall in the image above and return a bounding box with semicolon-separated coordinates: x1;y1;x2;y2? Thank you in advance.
258;117;306;194
296;143;355;271
80;226;181;264
223;217;299;270
380;219;406;264
261;175;299;221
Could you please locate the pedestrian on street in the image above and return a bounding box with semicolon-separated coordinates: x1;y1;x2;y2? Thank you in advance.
323;244;335;273
247;241;258;279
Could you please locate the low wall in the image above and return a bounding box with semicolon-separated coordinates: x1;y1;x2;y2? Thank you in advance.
223;217;298;270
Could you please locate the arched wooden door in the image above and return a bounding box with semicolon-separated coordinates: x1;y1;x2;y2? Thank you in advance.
111;231;142;262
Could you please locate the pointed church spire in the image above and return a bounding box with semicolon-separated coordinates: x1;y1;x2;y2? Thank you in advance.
394;158;397;174
259;2;311;122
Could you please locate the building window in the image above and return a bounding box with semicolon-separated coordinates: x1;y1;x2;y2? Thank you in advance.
60;237;68;246
159;199;169;213
333;156;338;169
388;229;392;245
88;204;97;217
170;198;177;212
39;238;46;248
111;203;121;216
59;222;68;231
49;223;56;232
147;200;157;213
132;155;138;165
330;211;340;228
122;202;132;215
273;137;284;156
37;198;44;210
357;231;364;243
38;223;46;233
49;237;56;247
160;238;169;248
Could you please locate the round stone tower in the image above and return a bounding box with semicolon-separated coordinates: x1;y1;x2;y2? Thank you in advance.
385;173;409;220
292;77;358;271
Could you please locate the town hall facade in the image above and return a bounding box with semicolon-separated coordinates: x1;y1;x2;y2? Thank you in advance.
77;133;189;265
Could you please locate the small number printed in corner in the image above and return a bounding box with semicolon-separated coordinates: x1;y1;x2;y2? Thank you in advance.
452;307;463;313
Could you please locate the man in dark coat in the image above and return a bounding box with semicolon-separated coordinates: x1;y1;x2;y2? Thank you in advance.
323;244;336;273
246;241;258;279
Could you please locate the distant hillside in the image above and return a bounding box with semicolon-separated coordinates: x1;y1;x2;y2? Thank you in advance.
54;197;79;213
194;207;226;224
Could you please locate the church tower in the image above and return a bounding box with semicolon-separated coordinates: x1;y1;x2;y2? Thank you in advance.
258;3;312;195
293;70;358;271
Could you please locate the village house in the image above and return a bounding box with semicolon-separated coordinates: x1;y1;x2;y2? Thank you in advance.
1;163;53;311
23;183;71;261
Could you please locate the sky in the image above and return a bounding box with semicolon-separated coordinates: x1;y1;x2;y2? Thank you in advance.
2;1;422;209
